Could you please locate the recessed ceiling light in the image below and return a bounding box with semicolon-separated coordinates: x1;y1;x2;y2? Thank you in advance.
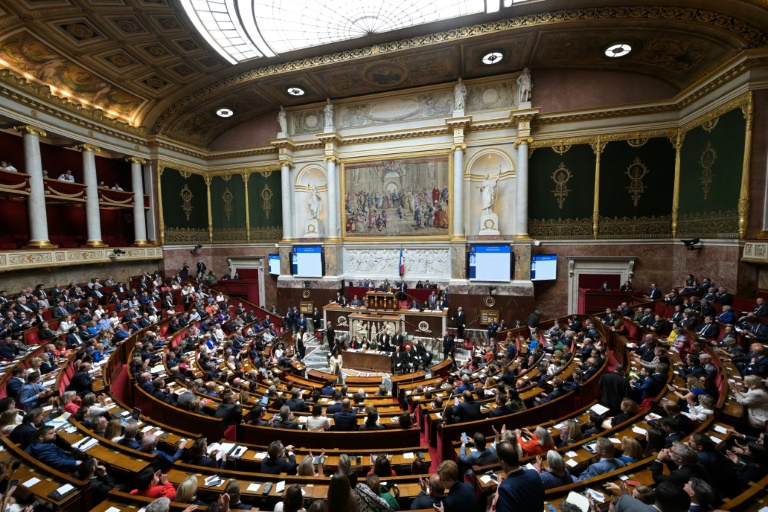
216;108;234;118
481;51;504;65
286;86;305;96
605;43;632;58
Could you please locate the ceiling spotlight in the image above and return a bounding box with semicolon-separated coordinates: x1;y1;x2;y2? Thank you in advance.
481;51;504;65
604;43;632;58
216;108;234;118
286;86;305;96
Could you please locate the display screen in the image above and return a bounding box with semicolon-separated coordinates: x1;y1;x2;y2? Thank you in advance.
292;245;323;278
531;254;557;281
469;244;512;282
268;254;280;275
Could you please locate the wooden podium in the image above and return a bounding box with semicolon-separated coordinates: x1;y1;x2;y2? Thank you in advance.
365;291;398;311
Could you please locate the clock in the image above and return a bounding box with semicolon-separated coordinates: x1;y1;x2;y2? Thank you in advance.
484;296;496;307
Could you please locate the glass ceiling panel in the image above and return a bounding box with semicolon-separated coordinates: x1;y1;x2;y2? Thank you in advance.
181;0;491;64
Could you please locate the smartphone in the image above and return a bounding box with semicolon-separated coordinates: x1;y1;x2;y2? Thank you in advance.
131;407;141;420
8;480;18;489
320;456;327;464
546;505;557;512
416;451;424;459
262;483;272;495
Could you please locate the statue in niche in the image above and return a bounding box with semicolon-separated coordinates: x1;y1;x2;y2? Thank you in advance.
478;169;501;214
454;78;466;111
277;106;287;133
517;67;532;103
324;99;334;130
308;185;321;220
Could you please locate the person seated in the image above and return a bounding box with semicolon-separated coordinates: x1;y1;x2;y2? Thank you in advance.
651;442;710;486
117;419;142;450
517;426;555;457
261;440;297;475
358;410;385;431
130;467;176;500
26;425;81;472
269;405;299;429
333;398;358;431
141;435;187;471
453;390;483;422
573;437;626;481
458;432;497;476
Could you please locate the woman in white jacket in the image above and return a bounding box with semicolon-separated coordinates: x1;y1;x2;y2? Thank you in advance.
734;375;768;429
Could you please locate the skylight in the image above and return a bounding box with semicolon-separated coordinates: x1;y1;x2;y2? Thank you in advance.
181;0;489;64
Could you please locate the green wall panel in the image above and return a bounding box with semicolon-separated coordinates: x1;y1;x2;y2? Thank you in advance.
161;169;208;245
598;137;674;238
678;107;745;238
248;171;283;241
528;143;595;239
211;174;247;243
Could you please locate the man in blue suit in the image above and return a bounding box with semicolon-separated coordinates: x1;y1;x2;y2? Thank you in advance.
458;432;497;476
26;426;81;472
333;399;358;431
453;390;483;422
573;437;626;481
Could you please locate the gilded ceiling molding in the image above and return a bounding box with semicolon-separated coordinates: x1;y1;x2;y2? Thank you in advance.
154;6;767;131
680;92;752;134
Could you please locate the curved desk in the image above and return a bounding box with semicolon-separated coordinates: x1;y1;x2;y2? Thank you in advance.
343;349;391;373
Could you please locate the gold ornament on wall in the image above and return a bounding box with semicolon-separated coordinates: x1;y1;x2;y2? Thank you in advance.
261;183;274;219
222;187;234;222
260;170;273;178
625;157;649;207
550;162;572;209
180;184;193;221
179;170;192;178
699;141;717;200
701;117;719;133
551;145;571;155
627;138;648;148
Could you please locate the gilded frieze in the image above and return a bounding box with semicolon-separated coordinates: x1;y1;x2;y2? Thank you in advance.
598;215;672;239
529;218;593;239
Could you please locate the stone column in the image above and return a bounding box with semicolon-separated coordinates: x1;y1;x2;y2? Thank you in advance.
514;139;530;239
128;157;148;245
452;144;466;239
14;125;54;248
511;109;539;240
325;156;340;240
79;144;106;247
280;163;293;240
143;162;157;242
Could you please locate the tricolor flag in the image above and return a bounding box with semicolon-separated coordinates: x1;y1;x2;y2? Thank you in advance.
399;249;405;276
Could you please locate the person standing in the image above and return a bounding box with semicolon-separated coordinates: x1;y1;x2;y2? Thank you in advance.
454;307;466;340
494;441;544;512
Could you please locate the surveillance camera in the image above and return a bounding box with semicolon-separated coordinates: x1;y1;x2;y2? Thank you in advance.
532;239;542;247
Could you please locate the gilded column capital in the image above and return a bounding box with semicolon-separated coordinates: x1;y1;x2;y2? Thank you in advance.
126;156;147;165
513;136;533;149
240;173;250;183
13;125;46;137
203;175;213;186
324;155;341;164
76;144;100;153
451;143;466;153
590;140;607;156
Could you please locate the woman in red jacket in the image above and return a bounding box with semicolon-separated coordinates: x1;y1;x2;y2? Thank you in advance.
130;467;176;500
517;426;555;457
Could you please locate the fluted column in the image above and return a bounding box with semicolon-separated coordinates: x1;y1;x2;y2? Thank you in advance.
452;144;466;239
78;144;105;247
514;139;530;239
281;163;293;240
15;125;54;248
128;157;148;245
325;156;340;240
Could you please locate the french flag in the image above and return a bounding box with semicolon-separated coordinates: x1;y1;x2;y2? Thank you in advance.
399;249;405;276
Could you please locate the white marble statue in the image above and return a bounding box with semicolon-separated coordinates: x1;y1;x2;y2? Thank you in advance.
308;185;321;220
278;106;287;133
479;170;501;214
454;77;466;111
324;99;334;130
517;67;532;103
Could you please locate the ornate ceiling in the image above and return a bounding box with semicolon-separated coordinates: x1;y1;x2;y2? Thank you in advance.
1;0;768;149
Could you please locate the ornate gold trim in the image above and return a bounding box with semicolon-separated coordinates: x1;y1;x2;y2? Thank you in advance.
13;125;46;138
625;157;649;207
670;130;684;238
242;173;251;242
126;157;148;165
84;240;108;248
681;93;751;134
699;141;718;200
222;186;234;222
739;94;754;239
205;175;213;243
590;137;606;239
261;183;274;220
180;184;193;221
76;144;100;153
550;163;572;209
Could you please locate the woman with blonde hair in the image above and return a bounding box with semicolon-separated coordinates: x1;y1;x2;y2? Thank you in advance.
0;410;20;434
297;450;325;477
175;475;205;505
105;418;123;442
517;426;554;456
734;374;768;429
557;419;581;448
617;437;643;464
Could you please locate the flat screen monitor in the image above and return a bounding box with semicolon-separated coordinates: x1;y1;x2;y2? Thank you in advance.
291;245;323;278
531;254;557;281
468;244;512;282
268;254;280;275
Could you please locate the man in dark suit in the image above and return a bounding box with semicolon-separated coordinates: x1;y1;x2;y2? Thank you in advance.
285;388;309;412
487;319;499;340
454;307;466;340
379;331;392;352
67;362;96;396
646;283;662;300
312;308;322;331
25;426;80;472
598;365;631;413
453;390;483;422
442;331;455;361
694;316;718;339
270;406;299;429
333;399;358;431
489;394;516;417
261;440;297;475
650;442;710;486
325;322;335;351
214;391;243;429
326;390;344;414
752;297;768;317
408;298;423;311
150;378;173;404
5;367;25;399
